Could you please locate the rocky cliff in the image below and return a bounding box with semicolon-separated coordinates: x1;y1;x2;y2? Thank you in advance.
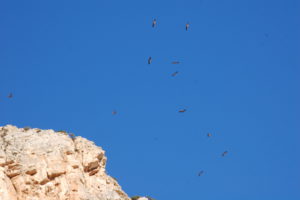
0;125;146;200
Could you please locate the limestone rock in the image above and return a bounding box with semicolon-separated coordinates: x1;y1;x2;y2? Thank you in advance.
0;125;130;200
132;197;154;200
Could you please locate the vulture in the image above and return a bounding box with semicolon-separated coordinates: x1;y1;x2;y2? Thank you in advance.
171;71;179;77
185;23;190;31
178;109;186;113
148;56;152;64
198;170;204;176
222;151;228;157
152;19;157;28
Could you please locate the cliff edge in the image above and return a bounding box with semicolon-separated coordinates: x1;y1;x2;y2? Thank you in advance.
0;125;134;200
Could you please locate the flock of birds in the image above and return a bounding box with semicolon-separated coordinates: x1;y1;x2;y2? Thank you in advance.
147;19;188;78
4;19;228;178
113;18;229;177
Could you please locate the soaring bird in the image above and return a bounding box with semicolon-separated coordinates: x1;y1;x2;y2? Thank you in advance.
207;133;212;137
152;19;157;28
112;110;117;115
171;61;180;64
171;71;179;77
7;93;13;98
222;151;228;157
198;170;204;176
148;56;152;64
185;22;190;31
178;109;186;113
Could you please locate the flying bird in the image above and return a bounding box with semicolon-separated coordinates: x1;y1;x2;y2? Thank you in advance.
185;22;190;31
198;170;204;176
207;133;212;137
171;61;180;64
171;71;179;77
112;110;117;115
178;109;186;113
148;56;152;64
222;151;228;157
7;93;13;98
152;19;157;28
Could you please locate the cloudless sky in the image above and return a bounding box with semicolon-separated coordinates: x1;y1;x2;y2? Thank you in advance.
1;0;300;199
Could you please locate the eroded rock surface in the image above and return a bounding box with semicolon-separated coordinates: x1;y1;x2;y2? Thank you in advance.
0;125;130;200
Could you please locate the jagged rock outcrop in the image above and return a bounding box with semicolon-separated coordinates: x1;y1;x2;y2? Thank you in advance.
0;125;131;200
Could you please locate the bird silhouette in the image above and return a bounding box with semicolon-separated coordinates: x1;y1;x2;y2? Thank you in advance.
112;110;117;115
178;109;186;113
198;170;204;176
171;61;180;64
207;133;212;137
148;56;152;64
171;71;179;77
7;93;13;98
185;22;190;31
152;19;157;28
222;151;228;157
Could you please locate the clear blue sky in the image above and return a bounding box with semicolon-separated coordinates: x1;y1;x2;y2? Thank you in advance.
1;0;299;199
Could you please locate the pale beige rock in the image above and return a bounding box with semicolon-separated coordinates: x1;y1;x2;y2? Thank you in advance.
136;198;148;200
0;125;130;200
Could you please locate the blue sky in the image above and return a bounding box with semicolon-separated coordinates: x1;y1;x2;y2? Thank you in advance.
1;0;299;199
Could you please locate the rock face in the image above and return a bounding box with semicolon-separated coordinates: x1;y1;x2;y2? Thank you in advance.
0;125;130;200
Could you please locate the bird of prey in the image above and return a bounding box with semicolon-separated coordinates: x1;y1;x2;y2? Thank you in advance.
185;22;190;31
148;56;152;64
222;151;228;157
171;61;180;64
198;170;204;176
152;19;157;28
7;93;13;98
178;109;186;113
207;133;212;137
171;71;179;77
112;110;117;115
